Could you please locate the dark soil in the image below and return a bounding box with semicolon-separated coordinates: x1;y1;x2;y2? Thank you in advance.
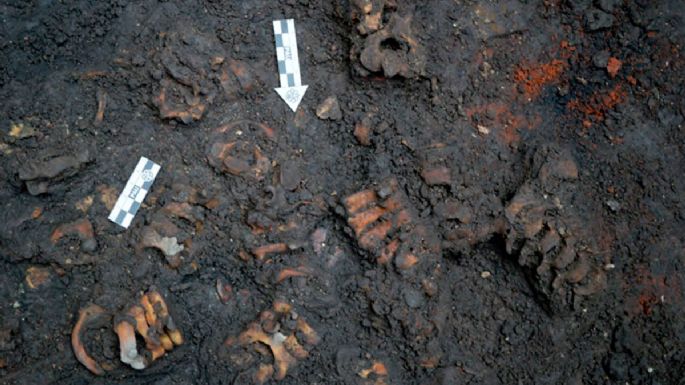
1;1;684;384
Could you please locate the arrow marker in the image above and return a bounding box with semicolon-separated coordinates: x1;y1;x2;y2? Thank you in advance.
273;19;308;112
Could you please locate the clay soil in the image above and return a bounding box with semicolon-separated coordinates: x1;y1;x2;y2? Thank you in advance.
1;1;684;384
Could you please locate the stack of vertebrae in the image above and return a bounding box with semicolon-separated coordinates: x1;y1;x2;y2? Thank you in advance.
343;178;439;270
115;290;184;370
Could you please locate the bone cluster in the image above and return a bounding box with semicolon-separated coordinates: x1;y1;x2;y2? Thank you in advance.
343;178;439;270
350;0;425;78
71;290;183;375
225;300;319;384
115;290;184;370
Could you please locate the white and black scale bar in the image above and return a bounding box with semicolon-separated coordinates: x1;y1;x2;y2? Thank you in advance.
108;157;160;228
273;19;308;112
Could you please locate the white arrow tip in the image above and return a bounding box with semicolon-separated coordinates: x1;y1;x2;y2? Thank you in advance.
275;85;308;112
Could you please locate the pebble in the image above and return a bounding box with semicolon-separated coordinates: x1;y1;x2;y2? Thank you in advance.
371;300;388;315
481;271;491;279
606;199;620;212
403;288;424;309
597;0;620;12
81;238;97;253
315;96;342;120
280;160;302;191
593;50;611;68
377;186;393;199
586;9;615;31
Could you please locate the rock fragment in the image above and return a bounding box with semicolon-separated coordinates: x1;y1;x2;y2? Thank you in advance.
421;166;451;186
279;161;302;191
19;152;92;195
597;0;620;12
592;50;610;68
606;199;620;212
315;96;342;120
585;9;615;31
435;199;473;223
403;288;424;309
354;114;373;146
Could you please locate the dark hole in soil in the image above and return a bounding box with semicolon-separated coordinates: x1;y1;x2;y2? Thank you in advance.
380;37;407;52
381;9;392;24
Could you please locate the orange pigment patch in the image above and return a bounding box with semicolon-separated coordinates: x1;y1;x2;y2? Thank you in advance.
567;84;626;127
606;57;622;78
513;59;566;100
625;265;683;316
465;102;540;146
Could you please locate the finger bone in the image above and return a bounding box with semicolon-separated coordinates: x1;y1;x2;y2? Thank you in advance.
284;334;308;359
128;305;165;359
296;318;320;345
145;291;183;346
254;363;275;385
115;321;146;370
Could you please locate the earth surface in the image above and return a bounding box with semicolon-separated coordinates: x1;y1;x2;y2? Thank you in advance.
1;1;684;384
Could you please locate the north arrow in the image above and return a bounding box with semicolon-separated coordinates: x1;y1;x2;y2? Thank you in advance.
272;19;308;112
